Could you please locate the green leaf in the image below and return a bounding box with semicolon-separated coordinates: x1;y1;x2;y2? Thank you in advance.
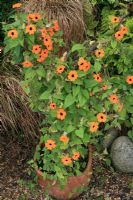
40;91;51;100
36;66;46;77
111;40;117;49
71;44;85;53
13;45;23;62
64;94;75;108
70;138;82;146
78;71;87;77
78;92;87;107
82;133;91;143
131;118;133;125
25;69;36;79
128;130;133;141
84;79;97;88
4;39;19;53
94;61;102;72
26;34;35;48
72;85;80;97
75;128;84;138
82;89;89;99
66;125;75;133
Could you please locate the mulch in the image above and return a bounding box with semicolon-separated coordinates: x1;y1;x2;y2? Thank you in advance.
0;136;133;200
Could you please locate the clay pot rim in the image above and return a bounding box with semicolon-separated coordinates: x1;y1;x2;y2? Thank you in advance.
36;144;93;179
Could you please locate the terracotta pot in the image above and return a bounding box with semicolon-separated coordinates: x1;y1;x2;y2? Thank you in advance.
36;145;93;200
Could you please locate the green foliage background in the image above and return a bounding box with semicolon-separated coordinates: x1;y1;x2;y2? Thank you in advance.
0;0;18;45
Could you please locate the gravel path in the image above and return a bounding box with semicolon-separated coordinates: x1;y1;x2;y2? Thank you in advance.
0;136;133;200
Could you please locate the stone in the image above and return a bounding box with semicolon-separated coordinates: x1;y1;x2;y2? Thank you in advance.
111;136;133;173
103;128;119;148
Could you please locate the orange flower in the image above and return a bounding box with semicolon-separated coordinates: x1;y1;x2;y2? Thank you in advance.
56;65;65;74
126;76;133;84
27;13;41;22
72;152;80;160
43;35;51;45
82;61;91;72
111;16;120;24
26;24;36;35
8;29;18;39
32;45;41;54
41;49;49;57
61;156;72;165
50;103;56;110
27;14;35;22
95;49;104;58
53;20;60;31
114;31;124;41
97;113;107;123
12;3;22;8
120;26;128;34
78;57;86;70
37;54;46;62
37;49;48;62
22;61;33;68
118;103;123;113
46;42;53;51
60;135;69;143
41;28;48;37
68;71;78;81
90;122;99;133
57;108;66;120
78;58;91;72
102;84;108;90
37;54;44;63
33;13;42;22
93;74;102;82
109;94;119;104
45;139;56;150
43;35;53;50
48;27;55;37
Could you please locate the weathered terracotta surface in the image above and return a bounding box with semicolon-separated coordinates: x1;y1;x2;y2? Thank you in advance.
36;145;93;200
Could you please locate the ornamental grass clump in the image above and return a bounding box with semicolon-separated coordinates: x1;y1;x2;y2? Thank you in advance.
3;3;133;187
21;0;85;46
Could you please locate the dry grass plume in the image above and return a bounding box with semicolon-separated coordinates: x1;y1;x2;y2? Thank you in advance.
21;0;85;46
0;75;40;143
